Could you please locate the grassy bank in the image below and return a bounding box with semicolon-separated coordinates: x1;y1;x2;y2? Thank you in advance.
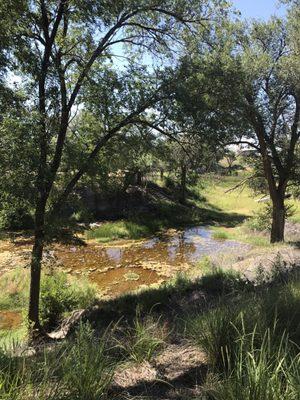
84;173;300;245
0;268;97;343
1;261;300;399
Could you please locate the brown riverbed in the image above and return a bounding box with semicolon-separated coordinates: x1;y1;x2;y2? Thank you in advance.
1;226;251;294
0;310;22;330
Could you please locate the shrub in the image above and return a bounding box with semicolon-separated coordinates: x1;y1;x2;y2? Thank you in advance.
247;202;296;232
0;203;33;230
40;272;96;330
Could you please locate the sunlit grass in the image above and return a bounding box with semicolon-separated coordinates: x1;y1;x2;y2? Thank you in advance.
195;174;261;217
86;220;152;242
212;230;229;240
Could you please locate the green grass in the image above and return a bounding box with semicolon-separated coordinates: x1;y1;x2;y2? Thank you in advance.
195;174;261;218
86;220;152;242
1;264;300;398
184;271;300;399
212;230;229;240
0;269;29;312
115;311;166;363
85;200;203;242
0;322;115;400
0;268;97;338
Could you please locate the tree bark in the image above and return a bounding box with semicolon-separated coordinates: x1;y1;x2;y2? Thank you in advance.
270;193;285;243
28;197;47;336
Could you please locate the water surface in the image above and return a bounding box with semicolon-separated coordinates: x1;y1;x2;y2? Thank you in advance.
54;226;248;296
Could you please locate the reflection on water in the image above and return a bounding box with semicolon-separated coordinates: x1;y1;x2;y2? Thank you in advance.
54;226;248;296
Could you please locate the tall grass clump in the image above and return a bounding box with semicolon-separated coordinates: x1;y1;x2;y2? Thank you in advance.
59;322;114;400
0;323;115;400
205;330;300;400
188;274;300;399
86;220;151;241
0;268;29;311
185;304;259;370
115;311;167;363
212;230;229;240
0;347;25;400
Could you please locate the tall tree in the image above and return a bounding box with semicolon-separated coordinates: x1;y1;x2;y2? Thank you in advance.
179;17;300;242
4;0;221;336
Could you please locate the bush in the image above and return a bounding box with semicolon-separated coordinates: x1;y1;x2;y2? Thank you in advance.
40;272;96;330
0;200;33;230
247;202;296;232
246;204;272;231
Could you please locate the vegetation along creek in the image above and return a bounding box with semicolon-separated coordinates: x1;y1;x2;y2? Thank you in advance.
1;1;300;399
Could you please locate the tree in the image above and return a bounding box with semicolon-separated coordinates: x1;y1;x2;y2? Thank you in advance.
179;17;300;243
4;0;221;336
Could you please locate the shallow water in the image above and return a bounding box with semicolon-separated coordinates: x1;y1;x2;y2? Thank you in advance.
0;310;22;330
0;226;250;331
53;226;248;296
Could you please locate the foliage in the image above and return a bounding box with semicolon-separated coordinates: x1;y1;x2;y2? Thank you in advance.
40;272;96;330
246;202;296;232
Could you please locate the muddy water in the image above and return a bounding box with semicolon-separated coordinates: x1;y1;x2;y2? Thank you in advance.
0;226;249;330
0;311;22;330
52;226;249;296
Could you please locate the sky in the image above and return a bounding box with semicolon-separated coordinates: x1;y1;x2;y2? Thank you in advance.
230;0;287;19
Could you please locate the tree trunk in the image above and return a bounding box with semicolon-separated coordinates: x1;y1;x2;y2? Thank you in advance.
270;195;285;243
136;170;143;186
28;198;47;336
180;163;187;205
